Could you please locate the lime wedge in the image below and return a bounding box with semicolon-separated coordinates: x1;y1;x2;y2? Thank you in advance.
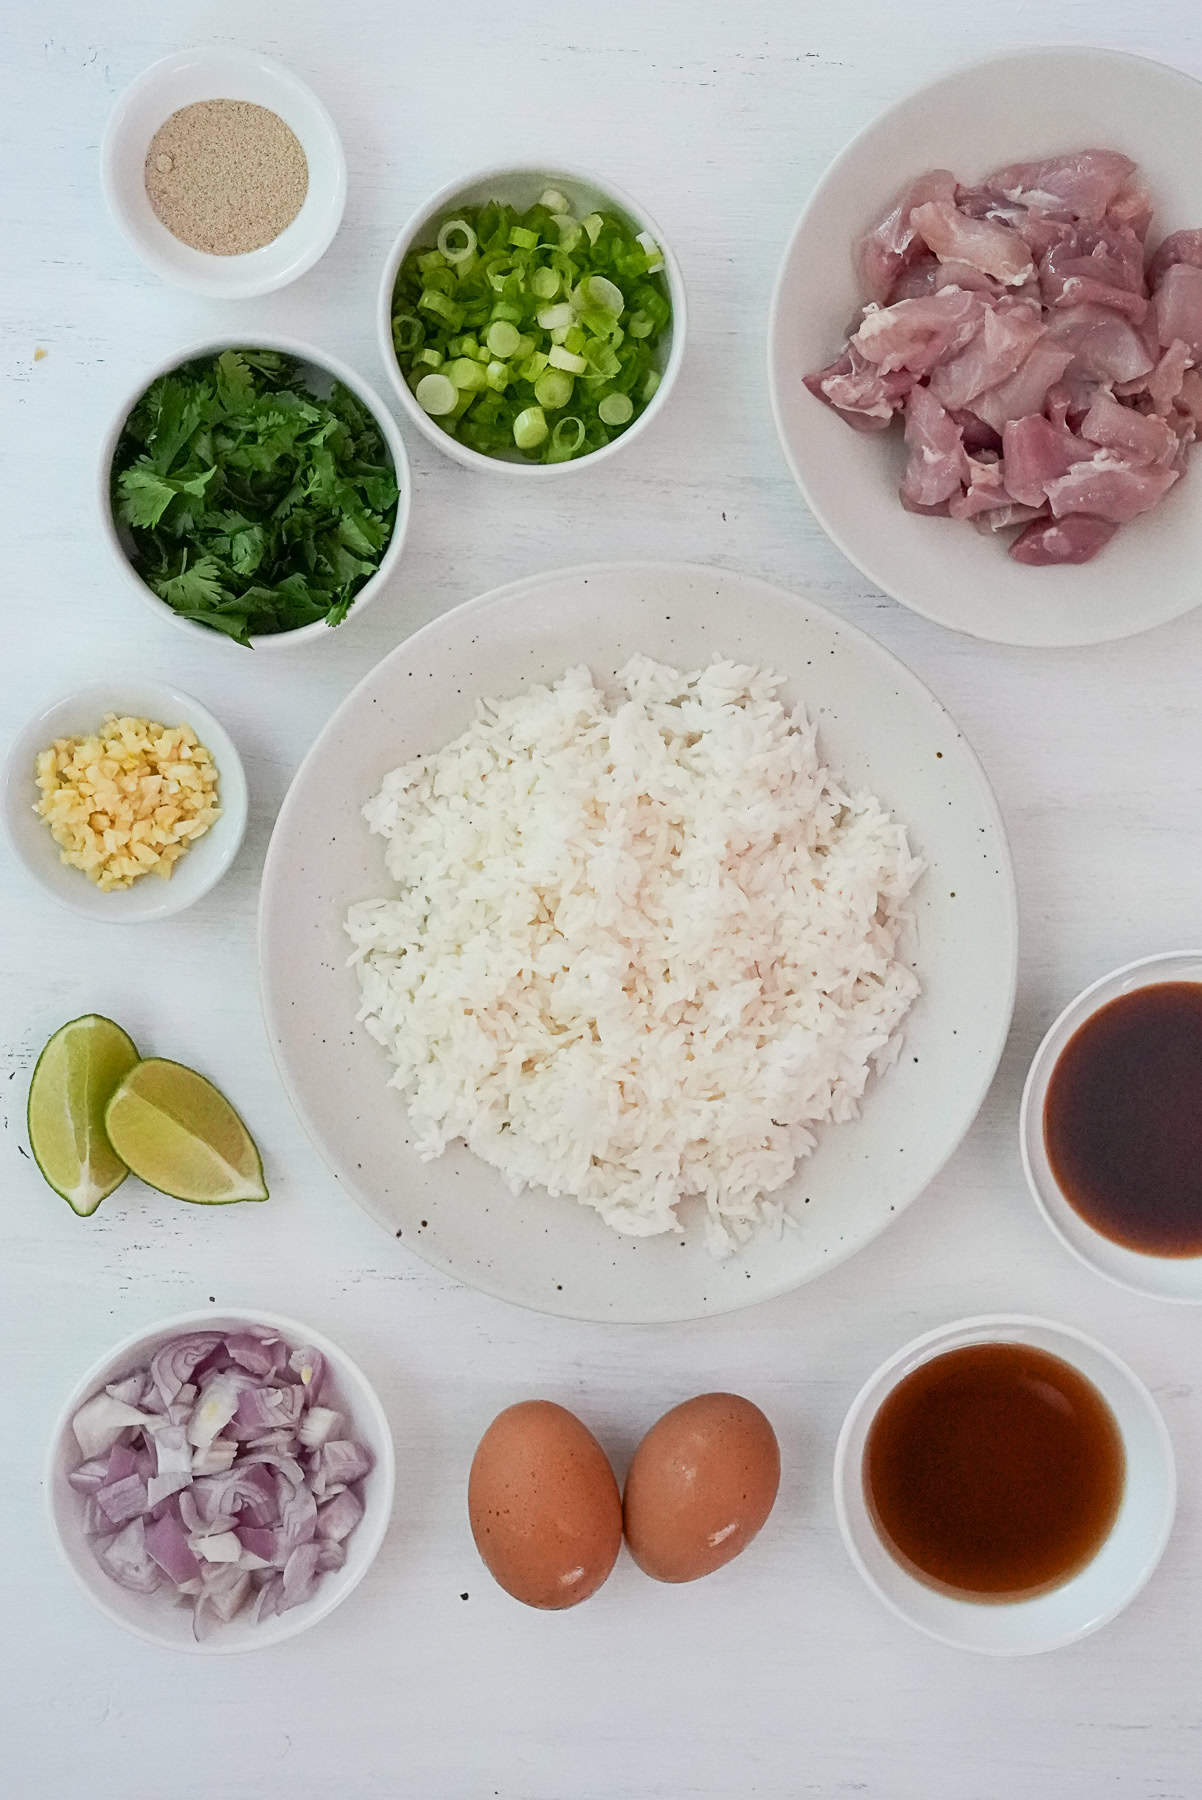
27;1015;140;1216
104;1058;268;1205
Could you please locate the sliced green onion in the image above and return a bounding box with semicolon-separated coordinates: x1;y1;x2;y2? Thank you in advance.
599;392;634;426
513;406;548;450
484;321;519;357
449;356;486;391
392;191;672;463
437;219;478;263
535;368;574;409
536;301;574;332
416;373;458;416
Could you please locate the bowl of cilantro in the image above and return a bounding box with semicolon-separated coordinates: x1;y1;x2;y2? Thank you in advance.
101;338;411;648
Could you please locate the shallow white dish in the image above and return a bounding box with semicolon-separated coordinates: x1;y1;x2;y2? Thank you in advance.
2;679;247;923
1020;950;1202;1302
101;47;346;298
46;1308;395;1654
99;334;411;652
768;47;1202;647
834;1315;1176;1654
377;164;686;475
259;562;1017;1322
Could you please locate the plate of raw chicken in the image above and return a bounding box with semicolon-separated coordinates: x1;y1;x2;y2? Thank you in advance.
769;47;1202;645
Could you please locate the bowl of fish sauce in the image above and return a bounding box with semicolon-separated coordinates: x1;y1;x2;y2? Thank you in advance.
1021;950;1202;1301
834;1315;1175;1654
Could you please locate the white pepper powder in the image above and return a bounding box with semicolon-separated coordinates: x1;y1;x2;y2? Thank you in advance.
144;99;308;256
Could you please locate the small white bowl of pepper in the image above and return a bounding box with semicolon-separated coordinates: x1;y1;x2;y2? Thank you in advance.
100;47;346;299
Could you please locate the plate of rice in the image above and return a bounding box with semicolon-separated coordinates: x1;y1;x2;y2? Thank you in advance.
259;563;1016;1321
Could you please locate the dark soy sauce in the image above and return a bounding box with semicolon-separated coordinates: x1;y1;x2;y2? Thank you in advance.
1043;982;1202;1257
864;1342;1124;1602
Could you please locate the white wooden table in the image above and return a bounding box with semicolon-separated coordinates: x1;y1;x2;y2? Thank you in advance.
4;5;1202;1795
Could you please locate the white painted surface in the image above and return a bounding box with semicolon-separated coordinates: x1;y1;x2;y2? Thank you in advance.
3;4;1201;1795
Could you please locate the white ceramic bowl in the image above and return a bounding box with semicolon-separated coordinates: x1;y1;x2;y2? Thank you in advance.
99;335;411;651
1020;951;1202;1302
769;46;1202;647
100;48;346;298
834;1315;1176;1654
3;679;248;923
46;1308;396;1654
377;164;686;475
259;561;1017;1323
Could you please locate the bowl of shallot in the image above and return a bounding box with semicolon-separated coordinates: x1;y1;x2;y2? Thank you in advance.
46;1309;395;1653
769;46;1202;647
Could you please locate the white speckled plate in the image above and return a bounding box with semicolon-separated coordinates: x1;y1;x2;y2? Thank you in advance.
259;563;1016;1321
769;47;1202;646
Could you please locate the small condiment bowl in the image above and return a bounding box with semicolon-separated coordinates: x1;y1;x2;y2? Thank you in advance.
1020;951;1202;1302
99;334;411;652
834;1315;1175;1655
46;1308;396;1654
376;163;687;476
2;679;248;924
100;48;346;298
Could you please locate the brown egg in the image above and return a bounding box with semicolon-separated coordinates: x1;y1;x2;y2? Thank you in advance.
468;1400;622;1609
623;1393;780;1583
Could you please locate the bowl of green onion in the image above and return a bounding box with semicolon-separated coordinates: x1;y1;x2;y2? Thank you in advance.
378;166;684;473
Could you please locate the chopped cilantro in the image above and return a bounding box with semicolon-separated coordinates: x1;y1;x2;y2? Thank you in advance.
112;350;400;645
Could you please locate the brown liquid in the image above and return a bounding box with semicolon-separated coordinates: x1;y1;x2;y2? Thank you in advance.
864;1343;1124;1601
1044;981;1202;1257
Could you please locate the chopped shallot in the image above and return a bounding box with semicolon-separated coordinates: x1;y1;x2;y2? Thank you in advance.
807;148;1202;564
67;1326;373;1637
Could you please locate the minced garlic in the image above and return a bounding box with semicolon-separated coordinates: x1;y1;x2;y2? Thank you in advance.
34;714;220;891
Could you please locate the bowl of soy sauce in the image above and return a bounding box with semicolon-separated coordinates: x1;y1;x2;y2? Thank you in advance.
1021;951;1202;1302
833;1316;1175;1654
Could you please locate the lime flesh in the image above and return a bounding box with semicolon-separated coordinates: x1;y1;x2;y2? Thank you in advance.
104;1058;268;1204
27;1015;140;1215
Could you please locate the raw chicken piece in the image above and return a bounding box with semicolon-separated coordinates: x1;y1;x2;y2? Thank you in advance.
1044;305;1155;384
1135;340;1194;414
804;348;911;431
910;200;1034;286
1001;414;1091;505
1080;391;1177;463
1106;177;1155;241
851;288;987;375
1176;367;1202;424
971;342;1075;433
887;255;1003;302
1010;515;1119;564
1045;452;1179;522
1152;264;1202;356
985;150;1136;223
857;169;958;304
898;387;967;508
1147;229;1202;286
928;303;1046;409
974;501;1048;533
1039;224;1149;320
948;456;1010;519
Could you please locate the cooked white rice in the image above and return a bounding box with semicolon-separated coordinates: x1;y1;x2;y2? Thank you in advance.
345;656;923;1255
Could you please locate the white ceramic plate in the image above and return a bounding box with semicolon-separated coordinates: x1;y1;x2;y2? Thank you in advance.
769;47;1202;647
1020;950;1202;1303
259;563;1017;1323
834;1316;1176;1654
46;1309;396;1653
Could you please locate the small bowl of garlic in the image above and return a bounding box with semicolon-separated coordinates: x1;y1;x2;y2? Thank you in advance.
2;680;248;923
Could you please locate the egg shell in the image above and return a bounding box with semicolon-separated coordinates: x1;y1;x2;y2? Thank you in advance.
468;1400;622;1610
623;1392;780;1583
